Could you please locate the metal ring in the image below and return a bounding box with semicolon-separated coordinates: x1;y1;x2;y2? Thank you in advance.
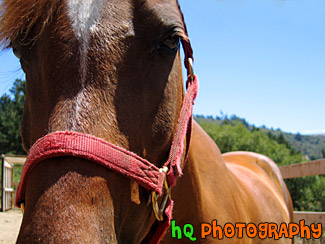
188;58;194;80
151;167;171;221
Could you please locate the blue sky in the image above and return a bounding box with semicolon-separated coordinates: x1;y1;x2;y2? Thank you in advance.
0;0;324;135
179;0;325;134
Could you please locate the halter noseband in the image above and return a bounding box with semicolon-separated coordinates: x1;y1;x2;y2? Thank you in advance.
16;40;198;244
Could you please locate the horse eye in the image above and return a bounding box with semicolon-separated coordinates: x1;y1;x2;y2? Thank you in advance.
162;34;180;51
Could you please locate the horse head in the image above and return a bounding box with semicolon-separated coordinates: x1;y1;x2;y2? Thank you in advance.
0;0;195;243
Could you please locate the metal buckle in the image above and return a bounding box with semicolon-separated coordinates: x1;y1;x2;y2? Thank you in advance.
151;166;171;221
188;58;194;81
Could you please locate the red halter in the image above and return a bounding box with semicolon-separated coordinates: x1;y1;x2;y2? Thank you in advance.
16;39;198;243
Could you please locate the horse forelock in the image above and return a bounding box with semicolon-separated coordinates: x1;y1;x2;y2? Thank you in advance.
0;0;62;48
0;0;189;47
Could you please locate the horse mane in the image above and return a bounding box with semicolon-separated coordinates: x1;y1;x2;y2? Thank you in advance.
0;0;61;48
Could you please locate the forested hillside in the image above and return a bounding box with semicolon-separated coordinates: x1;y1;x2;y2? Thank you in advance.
195;114;325;161
284;134;325;160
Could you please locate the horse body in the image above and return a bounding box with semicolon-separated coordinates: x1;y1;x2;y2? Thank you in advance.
0;0;293;243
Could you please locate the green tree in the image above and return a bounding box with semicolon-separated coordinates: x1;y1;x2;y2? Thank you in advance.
0;79;26;155
285;176;325;211
295;133;302;142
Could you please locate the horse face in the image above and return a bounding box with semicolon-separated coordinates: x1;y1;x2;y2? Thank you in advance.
20;0;186;163
2;0;187;243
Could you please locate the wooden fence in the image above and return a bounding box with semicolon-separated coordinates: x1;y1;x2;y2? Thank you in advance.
0;155;26;212
279;159;325;227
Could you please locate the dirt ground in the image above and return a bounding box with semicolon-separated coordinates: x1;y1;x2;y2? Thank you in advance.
0;209;22;244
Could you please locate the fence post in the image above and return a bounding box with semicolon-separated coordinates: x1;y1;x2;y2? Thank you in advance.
1;154;5;212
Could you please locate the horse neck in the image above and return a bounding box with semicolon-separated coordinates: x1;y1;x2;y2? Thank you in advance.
163;122;229;236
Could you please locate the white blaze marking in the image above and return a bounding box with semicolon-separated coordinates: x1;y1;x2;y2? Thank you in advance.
67;0;104;83
67;0;104;42
66;0;104;129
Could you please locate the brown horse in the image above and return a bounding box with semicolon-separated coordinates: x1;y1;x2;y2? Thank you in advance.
0;0;293;243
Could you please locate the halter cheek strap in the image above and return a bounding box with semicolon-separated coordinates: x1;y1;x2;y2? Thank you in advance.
16;40;198;244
